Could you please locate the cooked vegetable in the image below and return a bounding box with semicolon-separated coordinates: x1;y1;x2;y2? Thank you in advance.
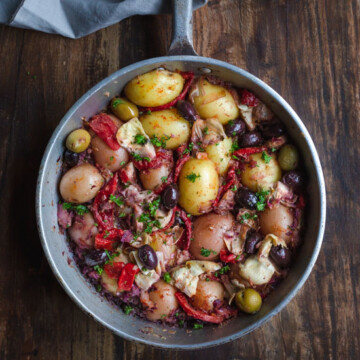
191;280;225;312
235;188;258;210
239;131;263;148
140;109;191;150
139;163;172;191
68;212;98;249
161;184;179;210
146;280;179;321
260;121;285;139
278;144;299;171
270;245;292;268
65;129;91;153
190;213;233;260
225;119;246;137
138;245;158;270
205;137;232;175
258;204;294;243
59;164;104;203
244;230;262;254
241;153;282;192
282;170;305;193
91;135;129;171
176;100;197;122
192;78;240;124
125;69;185;107
235;288;262;314
111;97;139;121
178;158;219;215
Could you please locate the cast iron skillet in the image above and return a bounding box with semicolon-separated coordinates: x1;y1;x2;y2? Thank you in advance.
36;0;326;350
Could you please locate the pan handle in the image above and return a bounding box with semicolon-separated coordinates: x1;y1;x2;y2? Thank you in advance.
168;0;198;56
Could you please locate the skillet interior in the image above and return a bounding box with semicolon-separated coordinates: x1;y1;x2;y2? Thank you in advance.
36;56;326;350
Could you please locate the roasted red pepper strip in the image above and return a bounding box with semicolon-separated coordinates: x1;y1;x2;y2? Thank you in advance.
241;89;260;107
94;228;124;250
174;154;190;183
93;174;119;231
117;263;140;291
104;261;125;279
141;71;195;112
132;150;172;171
175;292;224;324
153;172;174;195
233;146;268;158
213;166;237;208
219;249;237;264
89;113;120;150
175;207;192;250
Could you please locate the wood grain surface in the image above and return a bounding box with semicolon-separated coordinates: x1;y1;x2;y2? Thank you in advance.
0;0;359;359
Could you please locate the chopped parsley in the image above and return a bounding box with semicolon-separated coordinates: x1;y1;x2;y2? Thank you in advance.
231;185;238;192
193;324;203;329
132;153;151;162
109;156;114;161
103;231;110;239
240;212;258;223
256;189;270;211
119;212;126;218
232;154;240;160
93;265;103;275
62;202;89;216
200;247;217;257
96;284;102;292
146;110;152;115
217;265;230;276
230;141;240;153
186;172;200;183
262;151;272;164
120;161;126;166
178;319;184;327
163;272;172;283
271;147;277;152
148;197;161;217
112;98;124;108
203;127;209;135
109;194;124;207
150;135;170;148
124;305;133;315
183;142;194;154
161;176;168;183
133;134;148;145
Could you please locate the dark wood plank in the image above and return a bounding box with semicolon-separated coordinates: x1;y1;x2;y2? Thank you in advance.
0;0;359;359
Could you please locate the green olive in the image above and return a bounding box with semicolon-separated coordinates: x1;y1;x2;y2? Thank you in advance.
111;97;139;122
278;144;299;171
65;129;91;153
235;288;262;314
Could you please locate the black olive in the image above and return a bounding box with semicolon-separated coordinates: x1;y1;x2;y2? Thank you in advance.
270;246;292;268
176;100;197;122
282;170;305;193
239;131;263;147
235;188;258;210
161;184;179;210
244;230;262;254
84;250;108;266
64;149;79;167
138;245;158;270
225;119;246;137
260;122;285;139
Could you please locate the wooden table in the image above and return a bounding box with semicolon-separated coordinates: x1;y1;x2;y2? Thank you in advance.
0;0;359;358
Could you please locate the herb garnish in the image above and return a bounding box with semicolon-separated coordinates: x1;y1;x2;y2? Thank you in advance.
230;141;240;153
150;135;170;148
240;212;258;223
124;305;133;315
112;98;124;108
200;247;217;257
262;151;272;164
133;134;148;145
203;127;209;135
94;265;103;275
109;194;124;207
186;172;200;183
215;265;230;277
256;189;270;211
183;142;194;154
163;272;172;283
193;324;203;329
161;176;168;183
62;202;89;216
132;153;151;162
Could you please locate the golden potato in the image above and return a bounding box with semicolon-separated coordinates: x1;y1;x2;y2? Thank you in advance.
193;78;240;124
191;280;225;312
241;153;282;192
205;137;233;175
139;163;172;191
124;69;184;107
178;158;219;215
59;164;104;203
140;109;191;150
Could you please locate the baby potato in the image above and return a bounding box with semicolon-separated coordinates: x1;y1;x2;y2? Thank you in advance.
111;97;139;122
178;158;219;215
205;137;233;175
146;280;179;321
191;280;225;312
59;163;104;203
140;109;191;150
241;153;282;192
139;163;172;191
124;69;185;107
190;212;233;260
91;135;129;171
193;78;240;124
259;204;294;244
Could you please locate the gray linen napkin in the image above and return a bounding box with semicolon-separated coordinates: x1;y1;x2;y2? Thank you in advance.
1;0;207;39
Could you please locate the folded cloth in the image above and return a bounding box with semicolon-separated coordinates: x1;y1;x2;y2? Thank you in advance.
1;0;207;39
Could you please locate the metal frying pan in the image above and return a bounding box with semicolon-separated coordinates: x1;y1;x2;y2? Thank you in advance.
36;0;326;350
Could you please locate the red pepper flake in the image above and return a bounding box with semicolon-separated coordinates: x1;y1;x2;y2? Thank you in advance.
213;166;237;208
93;173;119;231
175;207;192;250
94;228;124;250
175;292;224;324
89;113;120;150
219;249;236;264
141;71;195;112
117;263;140;291
104;261;125;279
241;89;260;107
